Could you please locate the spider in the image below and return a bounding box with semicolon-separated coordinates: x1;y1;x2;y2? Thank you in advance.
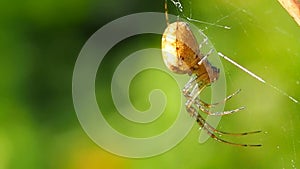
161;0;261;147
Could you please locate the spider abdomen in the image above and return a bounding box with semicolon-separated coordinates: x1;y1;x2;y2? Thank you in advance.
161;21;219;84
162;21;200;74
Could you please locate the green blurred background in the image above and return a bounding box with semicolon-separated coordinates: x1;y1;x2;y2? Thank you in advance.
1;0;300;168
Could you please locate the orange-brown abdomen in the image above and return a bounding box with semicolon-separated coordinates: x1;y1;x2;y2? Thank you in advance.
162;22;199;74
161;21;219;85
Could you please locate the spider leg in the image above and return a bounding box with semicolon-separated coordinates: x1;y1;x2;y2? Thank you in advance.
185;105;261;146
198;31;208;49
184;81;244;116
198;48;214;65
204;125;262;147
195;102;245;116
184;81;205;109
183;76;198;95
192;106;261;136
197;89;242;108
183;81;261;136
183;76;202;108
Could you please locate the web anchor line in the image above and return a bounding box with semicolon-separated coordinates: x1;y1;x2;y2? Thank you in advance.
218;52;299;105
168;0;232;30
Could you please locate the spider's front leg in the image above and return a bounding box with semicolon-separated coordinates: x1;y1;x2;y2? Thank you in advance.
185;105;261;146
182;79;262;146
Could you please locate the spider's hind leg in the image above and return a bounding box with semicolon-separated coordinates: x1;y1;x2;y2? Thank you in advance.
183;78;244;116
194;89;245;116
197;89;242;108
183;76;207;110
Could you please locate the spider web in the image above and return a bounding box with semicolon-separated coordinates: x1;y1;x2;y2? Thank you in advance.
169;0;300;168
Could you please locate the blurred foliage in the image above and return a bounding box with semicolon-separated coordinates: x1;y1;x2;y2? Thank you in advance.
1;0;300;169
